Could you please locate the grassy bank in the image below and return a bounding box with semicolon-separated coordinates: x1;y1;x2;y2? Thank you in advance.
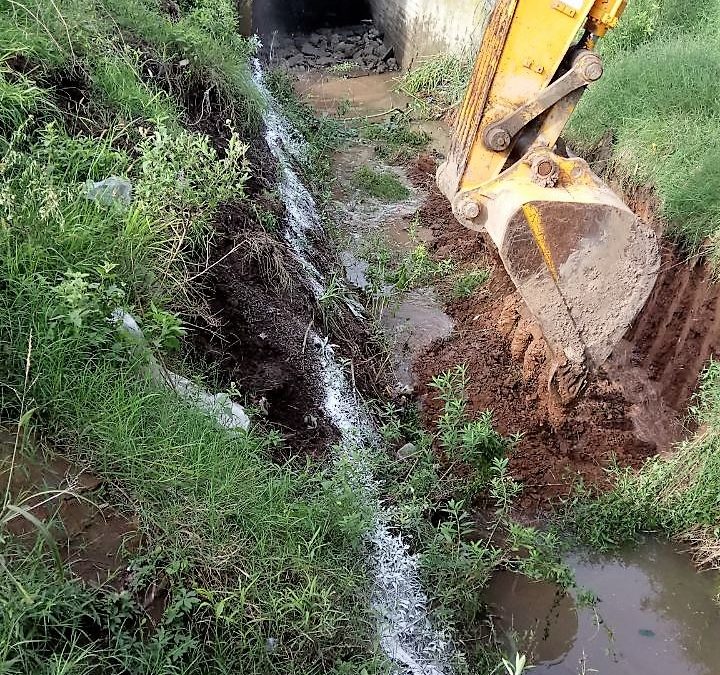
566;359;720;565
566;0;720;259
0;0;381;672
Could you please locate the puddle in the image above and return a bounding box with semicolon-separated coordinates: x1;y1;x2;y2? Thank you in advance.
382;288;454;387
0;429;139;584
295;71;451;155
486;539;720;674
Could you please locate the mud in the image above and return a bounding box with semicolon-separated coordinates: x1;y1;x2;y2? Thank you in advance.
0;430;139;585
190;199;344;456
410;156;720;513
381;288;454;387
188;82;393;458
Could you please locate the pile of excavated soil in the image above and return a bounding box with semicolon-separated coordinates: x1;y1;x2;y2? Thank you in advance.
409;156;720;514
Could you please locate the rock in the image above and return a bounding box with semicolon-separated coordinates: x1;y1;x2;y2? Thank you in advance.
397;442;418;459
316;56;336;67
338;42;355;58
377;62;388;74
387;57;398;71
286;54;307;68
308;32;323;46
300;43;325;57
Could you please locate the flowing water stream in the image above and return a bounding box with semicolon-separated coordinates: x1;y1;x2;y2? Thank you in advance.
252;59;455;675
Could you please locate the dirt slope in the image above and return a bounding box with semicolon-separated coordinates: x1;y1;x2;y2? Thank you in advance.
410;157;720;514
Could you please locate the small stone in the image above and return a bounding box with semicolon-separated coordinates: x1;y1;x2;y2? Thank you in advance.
308;32;323;46
285;54;306;68
381;45;394;61
397;442;418;459
300;43;325;57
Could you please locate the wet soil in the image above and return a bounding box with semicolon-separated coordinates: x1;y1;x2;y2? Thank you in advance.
188;132;388;457
190;197;344;456
0;430;139;585
410;156;720;514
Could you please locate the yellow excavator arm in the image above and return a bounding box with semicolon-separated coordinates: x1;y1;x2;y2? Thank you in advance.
438;0;659;399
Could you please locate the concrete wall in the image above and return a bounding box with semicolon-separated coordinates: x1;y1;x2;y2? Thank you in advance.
369;0;495;68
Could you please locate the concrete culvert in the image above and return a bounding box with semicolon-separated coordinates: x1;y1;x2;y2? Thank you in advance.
252;0;371;34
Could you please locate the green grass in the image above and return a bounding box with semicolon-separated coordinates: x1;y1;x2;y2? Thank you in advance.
359;114;430;161
398;53;473;119
452;268;491;299
0;1;381;671
352;165;410;202
266;69;349;199
566;0;720;258
390;243;454;291
376;365;571;669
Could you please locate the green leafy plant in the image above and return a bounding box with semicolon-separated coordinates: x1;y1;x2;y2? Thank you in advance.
452;268;491;299
360;114;430;160
398;53;473;118
391;243;454;290
351;165;410;202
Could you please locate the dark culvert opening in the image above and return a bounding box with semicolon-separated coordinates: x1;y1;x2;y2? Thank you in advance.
253;0;372;35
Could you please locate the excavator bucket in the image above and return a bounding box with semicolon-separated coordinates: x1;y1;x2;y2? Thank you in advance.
438;0;660;381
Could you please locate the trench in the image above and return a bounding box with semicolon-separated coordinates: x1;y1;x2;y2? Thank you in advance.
251;60;455;674
271;53;720;673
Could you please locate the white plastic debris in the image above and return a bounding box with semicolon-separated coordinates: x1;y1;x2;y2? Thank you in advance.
111;309;250;431
85;176;132;205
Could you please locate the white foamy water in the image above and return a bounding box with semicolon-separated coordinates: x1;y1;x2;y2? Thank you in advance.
252;59;454;675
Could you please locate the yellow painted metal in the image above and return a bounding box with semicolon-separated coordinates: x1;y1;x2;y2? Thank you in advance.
587;0;629;36
455;0;597;193
436;0;661;372
521;203;558;281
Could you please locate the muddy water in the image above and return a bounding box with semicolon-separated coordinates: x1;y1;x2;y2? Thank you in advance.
487;540;720;675
382;289;454;386
295;71;452;154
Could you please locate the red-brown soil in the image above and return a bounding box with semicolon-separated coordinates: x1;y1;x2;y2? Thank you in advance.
410;156;720;514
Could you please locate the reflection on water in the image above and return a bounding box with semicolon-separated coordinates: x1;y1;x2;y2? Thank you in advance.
486;539;720;674
381;288;453;387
